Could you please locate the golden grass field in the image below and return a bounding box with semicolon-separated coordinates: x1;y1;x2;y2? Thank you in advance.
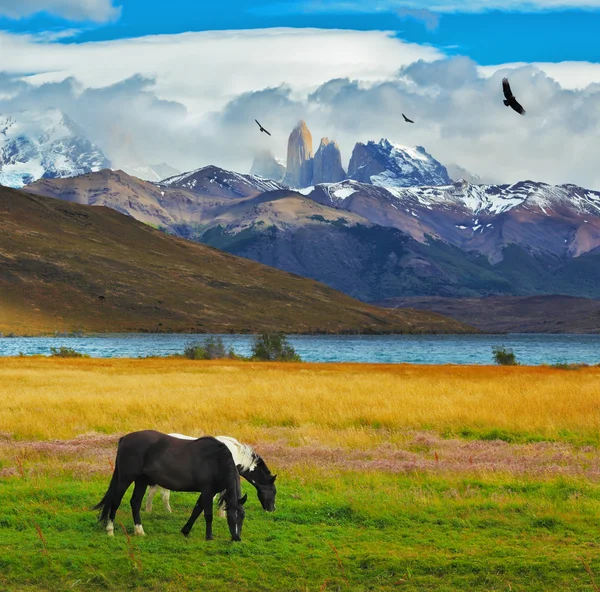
1;358;599;448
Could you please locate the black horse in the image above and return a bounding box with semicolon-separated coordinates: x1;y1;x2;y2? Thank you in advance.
145;434;277;514
94;431;247;541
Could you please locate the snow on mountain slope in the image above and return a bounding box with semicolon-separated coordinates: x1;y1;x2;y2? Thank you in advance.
160;165;285;198
383;179;600;217
0;110;110;188
308;177;600;261
348;139;451;187
318;177;600;218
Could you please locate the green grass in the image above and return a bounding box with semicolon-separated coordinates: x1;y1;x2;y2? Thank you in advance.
2;472;600;591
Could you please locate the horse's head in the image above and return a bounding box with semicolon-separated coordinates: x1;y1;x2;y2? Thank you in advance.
226;493;247;542
242;464;277;512
256;474;277;512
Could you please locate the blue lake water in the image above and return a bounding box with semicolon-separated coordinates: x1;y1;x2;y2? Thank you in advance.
0;334;599;365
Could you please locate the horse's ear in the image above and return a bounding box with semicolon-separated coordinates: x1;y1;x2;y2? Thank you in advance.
239;494;248;506
271;474;277;483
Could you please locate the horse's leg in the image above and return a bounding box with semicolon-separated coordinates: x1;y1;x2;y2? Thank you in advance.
202;493;214;540
160;488;173;513
130;478;150;536
181;493;204;537
145;485;157;512
107;479;134;536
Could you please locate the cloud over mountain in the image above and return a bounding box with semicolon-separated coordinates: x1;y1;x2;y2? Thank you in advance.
1;29;600;188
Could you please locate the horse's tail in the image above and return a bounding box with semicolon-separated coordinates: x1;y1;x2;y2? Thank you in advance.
93;443;122;525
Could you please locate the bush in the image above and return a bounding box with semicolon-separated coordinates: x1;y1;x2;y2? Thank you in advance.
492;345;518;366
49;347;89;358
183;336;236;360
550;362;589;370
251;333;301;362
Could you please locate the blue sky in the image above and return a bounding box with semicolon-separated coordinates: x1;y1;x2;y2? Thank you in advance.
3;1;600;64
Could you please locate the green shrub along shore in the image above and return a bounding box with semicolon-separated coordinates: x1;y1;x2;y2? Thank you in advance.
1;472;600;591
182;334;301;362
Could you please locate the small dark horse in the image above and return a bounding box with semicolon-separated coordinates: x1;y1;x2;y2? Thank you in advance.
94;431;247;541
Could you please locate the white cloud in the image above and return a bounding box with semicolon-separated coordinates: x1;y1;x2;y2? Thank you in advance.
1;28;600;189
480;61;600;90
0;28;442;172
2;28;442;115
0;0;120;22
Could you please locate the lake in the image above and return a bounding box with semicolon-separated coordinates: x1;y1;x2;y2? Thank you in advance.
0;333;599;365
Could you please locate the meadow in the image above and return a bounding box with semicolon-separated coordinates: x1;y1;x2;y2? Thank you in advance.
1;359;600;591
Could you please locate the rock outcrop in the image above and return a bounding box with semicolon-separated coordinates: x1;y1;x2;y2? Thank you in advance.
348;139;451;187
283;120;313;188
250;150;286;182
312;138;346;184
347;142;386;184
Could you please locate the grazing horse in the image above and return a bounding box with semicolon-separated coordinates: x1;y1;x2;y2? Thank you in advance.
94;431;247;541
145;434;277;514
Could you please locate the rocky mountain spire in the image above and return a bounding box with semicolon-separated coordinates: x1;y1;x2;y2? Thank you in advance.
312;138;346;184
283;120;313;188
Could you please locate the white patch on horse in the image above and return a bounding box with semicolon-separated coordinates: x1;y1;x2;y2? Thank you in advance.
106;520;114;536
215;435;260;473
134;524;145;536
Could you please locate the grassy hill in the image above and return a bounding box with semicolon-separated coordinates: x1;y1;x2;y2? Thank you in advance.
0;187;474;335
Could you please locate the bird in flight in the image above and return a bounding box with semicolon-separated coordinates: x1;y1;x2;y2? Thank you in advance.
402;113;414;124
502;78;526;115
255;119;272;136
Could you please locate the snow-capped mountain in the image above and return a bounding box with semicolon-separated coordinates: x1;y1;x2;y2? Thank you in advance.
376;179;600;217
308;178;600;262
160;165;284;198
0;110;110;188
347;139;451;187
25;164;600;301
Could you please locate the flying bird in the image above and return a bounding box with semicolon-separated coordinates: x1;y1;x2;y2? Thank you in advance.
255;119;272;136
502;78;526;115
402;113;414;123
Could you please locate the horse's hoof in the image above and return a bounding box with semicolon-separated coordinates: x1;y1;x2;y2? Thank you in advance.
181;529;190;537
134;525;145;536
107;531;114;537
231;536;241;542
205;535;214;541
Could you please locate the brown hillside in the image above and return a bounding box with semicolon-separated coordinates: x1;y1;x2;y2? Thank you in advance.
0;187;474;335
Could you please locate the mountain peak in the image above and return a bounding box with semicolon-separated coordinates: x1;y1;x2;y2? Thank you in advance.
347;139;450;187
313;137;345;184
0;109;110;188
284;120;313;187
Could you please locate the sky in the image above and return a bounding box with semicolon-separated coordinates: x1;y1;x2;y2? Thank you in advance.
1;0;600;186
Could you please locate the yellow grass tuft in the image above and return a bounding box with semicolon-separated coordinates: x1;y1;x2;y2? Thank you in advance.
0;358;599;446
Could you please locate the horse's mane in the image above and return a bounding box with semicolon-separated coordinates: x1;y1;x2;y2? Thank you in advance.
215;436;261;473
